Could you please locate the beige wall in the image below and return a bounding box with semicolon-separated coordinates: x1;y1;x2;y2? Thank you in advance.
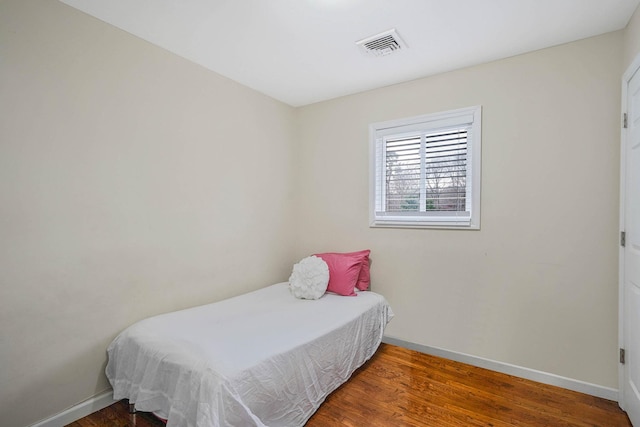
294;32;623;388
0;1;295;426
624;3;640;70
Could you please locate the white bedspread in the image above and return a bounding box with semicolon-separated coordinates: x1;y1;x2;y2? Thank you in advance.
106;282;393;427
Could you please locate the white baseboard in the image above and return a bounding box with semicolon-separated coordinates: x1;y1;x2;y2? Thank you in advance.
29;390;116;427
382;336;619;401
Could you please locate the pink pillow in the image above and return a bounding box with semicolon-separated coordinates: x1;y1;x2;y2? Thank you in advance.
315;250;371;295
351;249;371;291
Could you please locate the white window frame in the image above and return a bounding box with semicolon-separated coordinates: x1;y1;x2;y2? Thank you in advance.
369;106;481;230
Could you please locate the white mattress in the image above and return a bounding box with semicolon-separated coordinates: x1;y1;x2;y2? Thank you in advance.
106;282;394;427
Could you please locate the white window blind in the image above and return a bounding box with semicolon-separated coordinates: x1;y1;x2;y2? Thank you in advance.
370;106;481;229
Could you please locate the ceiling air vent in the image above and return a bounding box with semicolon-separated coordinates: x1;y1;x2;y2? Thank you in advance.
356;29;407;57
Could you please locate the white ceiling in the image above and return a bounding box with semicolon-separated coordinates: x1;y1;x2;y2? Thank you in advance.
59;0;639;107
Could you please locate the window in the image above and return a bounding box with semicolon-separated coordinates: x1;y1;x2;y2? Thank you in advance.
369;106;481;229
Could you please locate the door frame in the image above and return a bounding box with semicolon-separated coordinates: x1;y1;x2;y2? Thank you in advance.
619;52;640;410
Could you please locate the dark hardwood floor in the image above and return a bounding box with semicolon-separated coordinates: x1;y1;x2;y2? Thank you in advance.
68;343;631;426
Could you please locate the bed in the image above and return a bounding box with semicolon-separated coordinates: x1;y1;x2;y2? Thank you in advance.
105;281;393;427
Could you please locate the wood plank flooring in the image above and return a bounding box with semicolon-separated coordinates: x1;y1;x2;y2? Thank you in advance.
68;343;631;426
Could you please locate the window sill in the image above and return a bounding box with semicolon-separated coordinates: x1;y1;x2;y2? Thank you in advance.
370;220;480;230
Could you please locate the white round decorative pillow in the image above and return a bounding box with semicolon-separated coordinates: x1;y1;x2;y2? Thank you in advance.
289;255;329;300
